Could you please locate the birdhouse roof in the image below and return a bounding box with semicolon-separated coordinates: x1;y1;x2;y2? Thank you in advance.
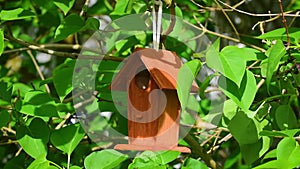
111;48;199;92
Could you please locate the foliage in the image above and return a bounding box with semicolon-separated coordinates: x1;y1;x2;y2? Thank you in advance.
0;0;300;169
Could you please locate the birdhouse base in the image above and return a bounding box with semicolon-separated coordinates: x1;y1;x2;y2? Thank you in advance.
114;144;191;153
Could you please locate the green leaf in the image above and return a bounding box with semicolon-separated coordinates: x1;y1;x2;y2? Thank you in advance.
277;137;297;160
114;14;148;31
240;136;271;164
50;124;85;155
288;146;300;168
27;155;50;169
20;90;59;118
0;110;10;128
182;158;209;169
242;47;258;61
260;130;288;137
0;81;12;103
206;40;247;86
218;70;256;110
260;129;300;138
81;17;100;31
0;8;35;21
0;29;4;56
84;150;128;169
70;166;82;169
263;149;277;160
265;40;286;89
3;153;26;169
53;59;75;101
54;14;85;42
13;83;32;98
156;151;180;165
16;118;50;159
110;0;131;17
177;59;201;110
223;99;238;120
275;105;298;130
240;141;261;164
199;73;217;99
53;0;76;15
257;27;300;46
253;159;289;169
32;0;55;10
229;111;259;145
128;151;166;169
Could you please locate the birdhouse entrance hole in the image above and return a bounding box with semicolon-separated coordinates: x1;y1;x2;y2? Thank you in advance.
135;67;151;90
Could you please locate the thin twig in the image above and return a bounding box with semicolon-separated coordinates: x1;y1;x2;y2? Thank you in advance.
214;0;240;40
80;0;90;16
256;79;265;91
5;34;124;62
55;113;72;130
252;15;281;32
289;11;300;27
218;0;299;17
247;60;261;70
189;18;266;52
278;0;291;48
27;50;51;93
2;47;29;54
232;0;246;9
1;127;16;135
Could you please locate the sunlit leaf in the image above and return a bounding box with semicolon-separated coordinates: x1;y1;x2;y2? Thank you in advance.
53;0;76;15
84;150;128;169
156;151;180;165
182;158;209;169
27;155;50;169
0;8;35;21
206;39;248;87
258;27;300;46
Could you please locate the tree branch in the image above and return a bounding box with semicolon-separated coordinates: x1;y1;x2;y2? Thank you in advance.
5;34;124;62
184;133;222;169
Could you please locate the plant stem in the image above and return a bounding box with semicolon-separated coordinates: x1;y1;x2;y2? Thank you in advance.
67;154;71;169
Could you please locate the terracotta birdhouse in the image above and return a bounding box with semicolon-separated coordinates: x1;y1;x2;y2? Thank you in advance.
111;48;198;153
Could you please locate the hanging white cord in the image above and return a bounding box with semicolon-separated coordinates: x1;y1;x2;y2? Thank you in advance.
152;0;163;50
